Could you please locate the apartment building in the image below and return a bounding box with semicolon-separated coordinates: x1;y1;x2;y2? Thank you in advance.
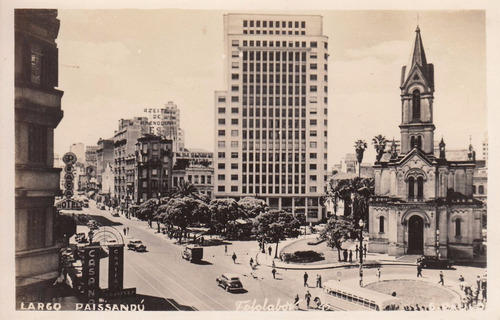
214;14;329;222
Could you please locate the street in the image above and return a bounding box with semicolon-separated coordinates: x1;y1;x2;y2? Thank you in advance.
77;200;485;311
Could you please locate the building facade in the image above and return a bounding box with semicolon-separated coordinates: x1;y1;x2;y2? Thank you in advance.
96;138;114;192
134;135;174;203
214;14;329;222
113;117;150;203
368;27;483;260
172;149;214;198
70;142;85;165
15;9;64;301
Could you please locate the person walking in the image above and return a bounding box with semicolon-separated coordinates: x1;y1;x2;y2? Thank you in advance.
268;246;272;256
127;227;130;235
232;252;237;263
316;274;320;287
272;268;277;279
363;244;367;258
294;294;300;310
272;260;276;268
225;245;228;255
349;250;353;262
317;274;322;288
438;271;444;286
249;257;254;269
343;249;348;262
376;268;381;281
303;272;309;287
417;265;423;277
355;244;359;260
305;291;311;309
123;228;127;236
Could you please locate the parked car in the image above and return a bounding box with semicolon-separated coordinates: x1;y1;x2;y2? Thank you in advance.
81;200;89;208
127;240;147;252
417;256;453;269
181;245;203;263
216;273;243;292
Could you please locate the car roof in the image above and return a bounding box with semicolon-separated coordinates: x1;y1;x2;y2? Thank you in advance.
223;273;240;279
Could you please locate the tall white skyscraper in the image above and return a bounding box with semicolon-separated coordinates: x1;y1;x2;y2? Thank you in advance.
214;14;329;222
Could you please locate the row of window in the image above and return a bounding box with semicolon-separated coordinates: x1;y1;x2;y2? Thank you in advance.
236;62;327;72
232;84;327;94
217;152;327;161
234;40;327;49
217;185;321;194
217;140;327;149
218;118;327;128
219;174;327;183
173;175;212;186
217;106;328;116
217;162;327;170
242;96;326;106
138;180;169;188
239;50;328;61
230;73;328;83
243;20;306;29
217;129;327;139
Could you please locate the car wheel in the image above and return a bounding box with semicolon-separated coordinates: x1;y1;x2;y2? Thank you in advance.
225;286;230;292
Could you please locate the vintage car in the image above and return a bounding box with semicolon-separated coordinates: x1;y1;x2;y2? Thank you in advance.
87;220;99;230
127;240;147;252
181;245;203;263
216;273;243;292
417;256;453;269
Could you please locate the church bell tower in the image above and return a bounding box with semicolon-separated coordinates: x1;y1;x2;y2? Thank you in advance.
399;26;435;155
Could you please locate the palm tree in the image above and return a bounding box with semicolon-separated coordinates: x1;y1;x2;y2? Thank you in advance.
372;135;388;162
172;179;199;199
354;139;368;177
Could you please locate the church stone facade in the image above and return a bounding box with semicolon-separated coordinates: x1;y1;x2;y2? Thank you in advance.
368;27;484;260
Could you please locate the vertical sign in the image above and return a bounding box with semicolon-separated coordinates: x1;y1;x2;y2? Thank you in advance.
108;245;124;291
62;152;77;199
82;246;100;303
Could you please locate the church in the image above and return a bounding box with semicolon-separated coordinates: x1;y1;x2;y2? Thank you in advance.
368;26;484;260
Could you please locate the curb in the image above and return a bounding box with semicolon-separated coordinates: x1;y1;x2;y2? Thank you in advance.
273;261;417;271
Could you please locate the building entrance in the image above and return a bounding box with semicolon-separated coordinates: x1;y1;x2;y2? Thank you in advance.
408;215;424;254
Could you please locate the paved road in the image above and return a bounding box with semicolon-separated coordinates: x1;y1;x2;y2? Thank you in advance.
75;200;486;311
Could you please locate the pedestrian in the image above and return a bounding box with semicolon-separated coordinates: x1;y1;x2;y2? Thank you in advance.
250;257;254;268
343;249;348;262
417;265;423;277
225;245;228;255
355;244;359;260
303;272;309;287
363;244;367;258
294;294;300;309
305;290;311;309
476;275;481;290
272;260;276;268
272;268;277;279
318;274;322;288
438;271;444;286
201;236;204;246
232;252;237;263
123;228;126;236
268;246;272;256
349;250;353;262
376;268;381;281
127;227;129;235
316;274;320;287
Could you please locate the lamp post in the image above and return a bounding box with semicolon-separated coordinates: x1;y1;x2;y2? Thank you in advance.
436;229;440;258
359;219;364;287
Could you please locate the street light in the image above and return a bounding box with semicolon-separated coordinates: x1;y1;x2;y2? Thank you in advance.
358;219;364;287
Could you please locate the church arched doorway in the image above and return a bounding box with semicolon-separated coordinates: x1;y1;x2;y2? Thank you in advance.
408;215;424;254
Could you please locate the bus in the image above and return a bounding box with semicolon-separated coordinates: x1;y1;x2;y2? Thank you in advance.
322;280;401;311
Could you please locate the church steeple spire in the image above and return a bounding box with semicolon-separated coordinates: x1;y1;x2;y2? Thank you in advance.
411;26;427;67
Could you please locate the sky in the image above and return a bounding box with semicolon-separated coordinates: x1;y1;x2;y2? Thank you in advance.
54;9;487;166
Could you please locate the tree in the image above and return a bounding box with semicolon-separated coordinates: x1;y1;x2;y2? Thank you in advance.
354;139;368;176
329;177;374;221
137;198;159;225
253;210;300;258
158;197;199;242
372;135;388;162
172;179;199;199
238;197;268;218
319;217;356;261
208;198;241;234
